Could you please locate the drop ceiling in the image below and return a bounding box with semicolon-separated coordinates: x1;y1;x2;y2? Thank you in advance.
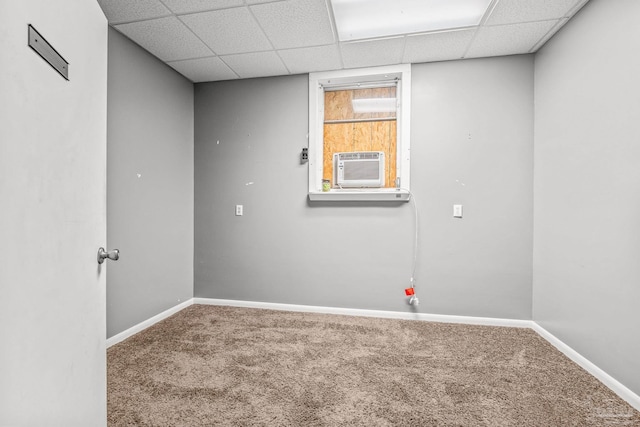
98;0;589;83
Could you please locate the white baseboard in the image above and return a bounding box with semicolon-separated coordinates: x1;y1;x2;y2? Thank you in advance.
192;298;534;328
107;299;194;348
532;323;640;412
109;297;640;412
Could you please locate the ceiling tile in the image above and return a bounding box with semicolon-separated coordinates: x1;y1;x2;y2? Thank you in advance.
161;0;244;14
485;0;582;26
403;29;476;64
340;37;405;69
115;17;214;61
97;0;171;24
167;57;239;82
180;7;272;55
101;0;589;80
465;20;558;58
531;18;568;52
221;51;289;79
250;0;335;49
279;45;342;74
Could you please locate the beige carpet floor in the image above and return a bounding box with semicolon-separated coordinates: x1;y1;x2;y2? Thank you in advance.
108;305;640;426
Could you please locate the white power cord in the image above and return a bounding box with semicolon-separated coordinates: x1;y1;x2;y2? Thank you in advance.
404;189;420;306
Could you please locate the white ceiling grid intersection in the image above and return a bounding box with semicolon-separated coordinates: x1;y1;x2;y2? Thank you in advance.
98;0;590;83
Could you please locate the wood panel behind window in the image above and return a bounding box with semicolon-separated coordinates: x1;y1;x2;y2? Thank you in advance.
323;87;397;188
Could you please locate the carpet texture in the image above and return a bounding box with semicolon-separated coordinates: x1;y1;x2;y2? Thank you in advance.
108;305;640;426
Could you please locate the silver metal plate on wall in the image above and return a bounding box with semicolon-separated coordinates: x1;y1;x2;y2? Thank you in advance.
28;24;69;80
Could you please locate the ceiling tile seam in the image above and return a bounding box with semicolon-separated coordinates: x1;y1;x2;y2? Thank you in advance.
174;5;244;15
107;13;174;27
275;41;341;53
479;0;501;26
247;0;289;5
484;18;567;28
529;18;567;53
166;55;216;64
215;54;264;79
336;25;479;46
405;26;477;39
460;0;500;59
174;14;219;57
398;36;409;65
324;0;344;69
245;3;290;74
216;56;241;79
246;4;277;51
216;52;242;79
339;35;407;47
217;59;241;80
566;0;591;19
156;0;176;14
460;28;481;60
182;42;341;59
170;3;282;19
273;50;293;76
162;2;263;16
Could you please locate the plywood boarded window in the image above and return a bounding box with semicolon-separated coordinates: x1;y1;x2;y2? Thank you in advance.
308;65;411;201
323;86;397;188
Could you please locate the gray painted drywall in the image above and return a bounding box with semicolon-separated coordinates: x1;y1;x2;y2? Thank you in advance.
107;28;194;338
412;56;534;319
194;55;533;319
533;0;640;396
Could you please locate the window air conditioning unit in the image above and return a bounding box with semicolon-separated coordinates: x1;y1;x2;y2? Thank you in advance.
333;151;385;188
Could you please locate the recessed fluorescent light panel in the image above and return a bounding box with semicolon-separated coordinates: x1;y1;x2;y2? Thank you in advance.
352;98;397;113
331;0;492;41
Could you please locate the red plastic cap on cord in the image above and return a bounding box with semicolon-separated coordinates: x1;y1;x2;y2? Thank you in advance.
404;288;415;296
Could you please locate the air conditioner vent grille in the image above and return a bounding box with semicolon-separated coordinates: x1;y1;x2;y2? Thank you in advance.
337;152;380;161
333;151;385;188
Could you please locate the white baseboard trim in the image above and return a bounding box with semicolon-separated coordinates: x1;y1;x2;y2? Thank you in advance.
532;323;640;412
107;299;194;348
109;297;640;412
192;298;534;328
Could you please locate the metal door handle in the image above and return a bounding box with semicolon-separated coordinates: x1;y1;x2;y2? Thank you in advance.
97;247;119;264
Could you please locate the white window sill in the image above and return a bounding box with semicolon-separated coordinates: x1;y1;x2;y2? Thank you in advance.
308;189;411;202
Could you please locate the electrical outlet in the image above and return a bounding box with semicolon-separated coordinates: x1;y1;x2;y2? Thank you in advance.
235;205;243;216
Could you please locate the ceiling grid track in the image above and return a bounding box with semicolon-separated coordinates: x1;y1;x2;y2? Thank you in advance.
99;0;592;83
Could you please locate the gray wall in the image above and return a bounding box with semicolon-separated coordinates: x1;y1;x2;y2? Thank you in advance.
107;28;194;338
533;0;640;396
194;55;533;319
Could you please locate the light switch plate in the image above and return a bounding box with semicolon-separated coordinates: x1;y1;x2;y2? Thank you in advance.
453;204;463;218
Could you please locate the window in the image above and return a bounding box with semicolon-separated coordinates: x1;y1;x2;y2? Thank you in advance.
308;65;411;201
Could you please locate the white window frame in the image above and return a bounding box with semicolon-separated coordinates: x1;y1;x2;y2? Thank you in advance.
308;64;411;202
